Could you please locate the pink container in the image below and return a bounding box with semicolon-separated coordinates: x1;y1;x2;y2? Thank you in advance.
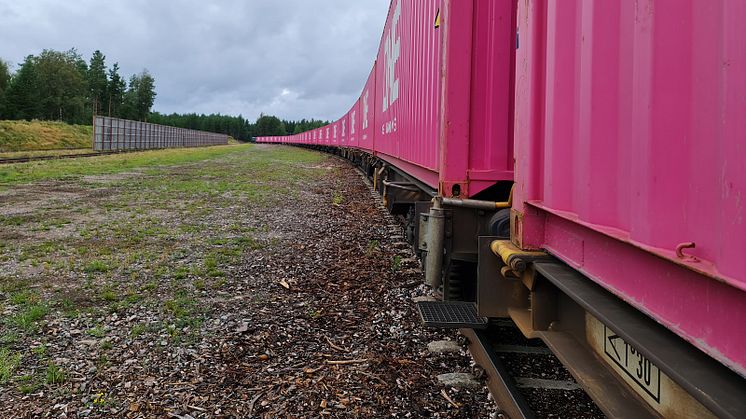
357;66;376;151
347;101;360;148
372;0;442;188
513;0;746;376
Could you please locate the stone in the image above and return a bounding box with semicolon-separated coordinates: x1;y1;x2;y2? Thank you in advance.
427;340;461;354
437;372;481;390
412;295;437;303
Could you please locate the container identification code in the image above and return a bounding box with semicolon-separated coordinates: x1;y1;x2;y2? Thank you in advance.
603;326;661;402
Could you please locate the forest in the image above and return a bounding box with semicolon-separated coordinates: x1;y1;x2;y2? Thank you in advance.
0;49;328;142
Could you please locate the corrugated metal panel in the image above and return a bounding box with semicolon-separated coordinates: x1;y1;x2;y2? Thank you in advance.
358;66;377;151
374;0;442;183
93;116;228;151
514;0;746;376
347;100;360;148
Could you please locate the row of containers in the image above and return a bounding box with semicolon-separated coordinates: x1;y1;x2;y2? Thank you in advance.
259;0;515;199
93;116;228;151
258;0;746;389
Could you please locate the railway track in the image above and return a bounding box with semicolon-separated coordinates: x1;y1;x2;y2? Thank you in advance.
464;321;605;418
0;150;125;165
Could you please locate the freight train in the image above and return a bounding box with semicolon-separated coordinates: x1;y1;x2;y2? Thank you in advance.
257;1;746;417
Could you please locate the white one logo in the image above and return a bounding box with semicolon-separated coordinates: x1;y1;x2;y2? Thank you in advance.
333;125;337;138
342;120;346;137
363;90;369;129
382;0;401;112
350;110;356;135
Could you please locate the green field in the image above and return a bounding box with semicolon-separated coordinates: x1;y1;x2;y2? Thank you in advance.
0;144;255;188
0;144;329;406
0;120;93;152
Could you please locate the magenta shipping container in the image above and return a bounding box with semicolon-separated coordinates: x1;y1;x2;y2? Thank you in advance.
513;0;746;378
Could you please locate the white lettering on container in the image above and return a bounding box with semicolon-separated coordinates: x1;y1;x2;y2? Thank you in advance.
382;0;401;112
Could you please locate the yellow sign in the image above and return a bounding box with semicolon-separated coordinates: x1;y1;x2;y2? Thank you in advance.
434;9;440;29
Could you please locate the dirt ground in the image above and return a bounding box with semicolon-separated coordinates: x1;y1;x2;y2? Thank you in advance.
0;145;495;418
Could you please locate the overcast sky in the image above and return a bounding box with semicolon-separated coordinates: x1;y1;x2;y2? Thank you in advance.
0;0;390;121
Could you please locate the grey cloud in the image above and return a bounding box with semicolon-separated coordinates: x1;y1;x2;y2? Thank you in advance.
0;0;390;121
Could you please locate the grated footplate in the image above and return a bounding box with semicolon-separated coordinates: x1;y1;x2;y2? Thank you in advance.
417;301;488;329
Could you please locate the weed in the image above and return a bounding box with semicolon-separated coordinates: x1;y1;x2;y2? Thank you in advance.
16;375;40;394
0;331;20;346
84;260;111;274
173;266;189;280
130;323;147;338
87;326;106;338
100;341;112;351
0;278;29;293
0;349;21;384
10;290;38;305
332;192;344;205
142;281;157;292
164;291;203;334
58;299;79;318
32;345;47;357
9;304;49;331
100;289;118;302
307;309;322;319
234;236;262;250
391;255;402;272
45;362;65;385
204;255;218;271
193;279;206;290
366;240;380;256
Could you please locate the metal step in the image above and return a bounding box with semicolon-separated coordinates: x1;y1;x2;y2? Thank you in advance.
417;301;488;329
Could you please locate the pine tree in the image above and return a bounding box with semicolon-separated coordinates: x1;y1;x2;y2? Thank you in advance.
4;55;41;120
87;50;108;115
0;59;11;118
106;63;126;117
135;70;156;121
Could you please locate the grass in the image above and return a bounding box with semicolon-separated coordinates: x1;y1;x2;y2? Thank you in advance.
87;326;106;338
8;304;50;331
45;362;65;384
100;289;118;302
0;120;92;152
0;349;22;384
16;374;41;394
130;323;147;337
366;240;380;257
0;144;330;389
0;144;253;187
391;255;402;272
84;260;112;274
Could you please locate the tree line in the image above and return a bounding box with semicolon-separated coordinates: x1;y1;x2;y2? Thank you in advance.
147;114;329;142
0;49;329;141
0;49;155;124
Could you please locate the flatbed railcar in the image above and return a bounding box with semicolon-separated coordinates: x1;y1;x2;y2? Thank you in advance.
257;0;746;417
